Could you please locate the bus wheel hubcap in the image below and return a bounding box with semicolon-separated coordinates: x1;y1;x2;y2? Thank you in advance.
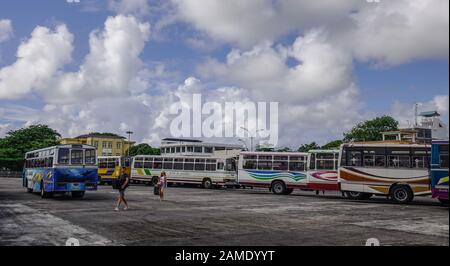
274;184;282;193
395;190;407;201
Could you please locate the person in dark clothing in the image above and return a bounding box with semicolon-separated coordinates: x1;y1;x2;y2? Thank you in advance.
115;167;130;211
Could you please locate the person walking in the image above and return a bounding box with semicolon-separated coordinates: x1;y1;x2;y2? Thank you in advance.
115;167;130;211
158;171;167;202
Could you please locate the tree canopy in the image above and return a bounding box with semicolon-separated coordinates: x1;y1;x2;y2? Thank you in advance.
127;143;160;156
297;142;321;152
321;140;344;150
0;125;61;170
343;116;399;142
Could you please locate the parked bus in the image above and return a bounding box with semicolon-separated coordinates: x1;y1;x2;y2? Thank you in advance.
306;150;340;192
131;155;237;188
338;141;431;204
430;140;449;205
97;156;131;185
22;144;98;198
237;152;309;195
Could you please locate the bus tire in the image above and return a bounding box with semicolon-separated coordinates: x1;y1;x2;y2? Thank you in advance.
40;181;51;198
72;191;85;198
202;178;213;189
438;199;449;206
284;188;294;195
390;185;414;204
345;191;372;200
271;180;286;195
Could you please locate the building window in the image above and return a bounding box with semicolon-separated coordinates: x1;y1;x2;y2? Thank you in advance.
94;141;99;148
117;142;121;149
102;142;107;148
108;142;113;149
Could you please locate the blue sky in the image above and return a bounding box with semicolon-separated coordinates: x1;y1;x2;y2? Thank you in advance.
0;0;448;148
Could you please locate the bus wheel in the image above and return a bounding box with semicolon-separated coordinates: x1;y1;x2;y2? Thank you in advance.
284;188;294;195
345;191;372;200
272;181;286;195
40;182;51;198
438;199;449;206
72;191;85;198
390;185;413;204
202;178;213;189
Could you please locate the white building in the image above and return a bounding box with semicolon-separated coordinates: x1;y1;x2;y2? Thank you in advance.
160;138;243;157
382;111;448;143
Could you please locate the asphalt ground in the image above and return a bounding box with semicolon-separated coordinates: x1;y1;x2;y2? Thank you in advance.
0;177;448;246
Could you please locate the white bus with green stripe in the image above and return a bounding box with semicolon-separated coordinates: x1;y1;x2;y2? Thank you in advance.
131;155;237;188
237;151;309;195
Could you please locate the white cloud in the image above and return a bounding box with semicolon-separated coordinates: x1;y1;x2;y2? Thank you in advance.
108;0;150;17
0;19;13;43
172;0;362;48
172;0;449;66
45;15;150;103
0;15;150;103
0;25;74;99
345;0;449;66
198;29;354;104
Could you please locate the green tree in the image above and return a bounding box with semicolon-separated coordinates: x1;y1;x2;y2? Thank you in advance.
0;125;61;170
321;140;344;150
276;147;292;152
297;142;320;152
343;116;398;142
127;143;160;156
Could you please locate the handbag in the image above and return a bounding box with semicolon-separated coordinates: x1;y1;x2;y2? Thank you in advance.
153;185;160;195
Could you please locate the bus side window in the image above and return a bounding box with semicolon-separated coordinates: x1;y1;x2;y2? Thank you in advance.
85;150;96;165
309;154;316;170
440;151;449;168
184;159;194;170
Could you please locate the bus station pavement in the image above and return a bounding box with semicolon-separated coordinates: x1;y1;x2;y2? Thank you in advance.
0;177;448;246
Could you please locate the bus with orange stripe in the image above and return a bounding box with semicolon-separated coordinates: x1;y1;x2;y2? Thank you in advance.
338;141;431;204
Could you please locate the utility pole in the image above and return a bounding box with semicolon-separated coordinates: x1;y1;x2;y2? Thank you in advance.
126;131;133;157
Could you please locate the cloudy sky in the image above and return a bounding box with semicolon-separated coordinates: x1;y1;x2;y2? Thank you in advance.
0;0;448;148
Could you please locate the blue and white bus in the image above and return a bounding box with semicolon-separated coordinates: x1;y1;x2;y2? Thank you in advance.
22;144;98;198
430;140;449;205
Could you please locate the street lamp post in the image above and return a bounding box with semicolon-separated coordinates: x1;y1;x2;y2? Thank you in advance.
240;127;263;152
238;139;249;151
126;131;133;157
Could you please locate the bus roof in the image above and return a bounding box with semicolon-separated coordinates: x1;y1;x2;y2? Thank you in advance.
308;149;339;153
340;141;430;148
25;144;96;155
432;140;449;145
239;151;309;156
133;155;234;160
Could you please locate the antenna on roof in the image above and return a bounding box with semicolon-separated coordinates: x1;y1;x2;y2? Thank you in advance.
414;103;419;127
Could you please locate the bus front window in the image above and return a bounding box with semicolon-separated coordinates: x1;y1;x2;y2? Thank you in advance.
71;149;84;165
58;148;70;165
225;159;236;171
